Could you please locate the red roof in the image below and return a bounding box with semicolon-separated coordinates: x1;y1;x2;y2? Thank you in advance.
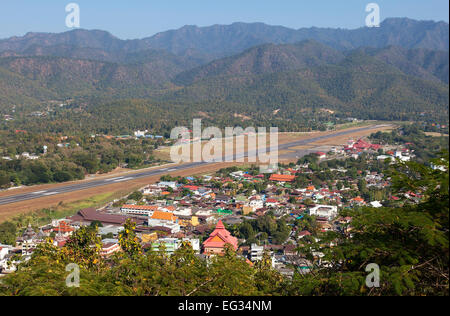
353;139;382;150
183;185;199;191
53;221;75;233
203;220;238;250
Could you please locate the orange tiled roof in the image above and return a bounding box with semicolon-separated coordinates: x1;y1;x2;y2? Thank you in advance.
269;174;296;182
151;211;177;222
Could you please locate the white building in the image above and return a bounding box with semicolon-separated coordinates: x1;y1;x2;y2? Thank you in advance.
173;208;192;217
249;199;264;210
134;130;148;138
394;151;411;162
121;205;159;216
152;238;200;254
142;185;162;195
157;181;177;189
0;244;11;261
370;201;383;208
250;244;264;262
309;205;338;220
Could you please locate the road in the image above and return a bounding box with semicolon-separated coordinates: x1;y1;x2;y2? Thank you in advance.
0;125;389;206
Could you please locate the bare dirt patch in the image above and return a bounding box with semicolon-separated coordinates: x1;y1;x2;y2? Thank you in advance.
425;132;449;137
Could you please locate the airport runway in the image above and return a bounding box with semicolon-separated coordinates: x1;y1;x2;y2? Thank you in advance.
0;125;388;206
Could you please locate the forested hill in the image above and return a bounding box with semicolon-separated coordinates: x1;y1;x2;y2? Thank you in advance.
173;40;346;85
164;50;449;122
0;18;448;131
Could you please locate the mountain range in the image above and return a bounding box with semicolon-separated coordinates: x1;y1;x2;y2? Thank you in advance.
0;17;448;129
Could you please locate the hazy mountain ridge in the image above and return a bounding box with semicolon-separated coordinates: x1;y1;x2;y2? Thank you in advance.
1;18;448;60
0;18;448;123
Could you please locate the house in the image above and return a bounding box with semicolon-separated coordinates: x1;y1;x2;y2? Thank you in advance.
297;230;312;239
152;238;200;254
351;196;366;206
157;181;177;189
394;150;411;162
0;245;15;274
249;197;264;209
16;224;45;256
215;195;231;203
148;211;178;226
101;239;121;257
151;238;179;254
177;215;200;227
139;232;158;243
121;204;160;216
142;185;162;195
265;199;279;208
52;221;75;237
69;208;145;227
183;185;200;194
203;220;238;256
147;211;181;233
315;152;327;159
309;205;338;220
370;201;383;208
98;225;124;238
0;245;11;261
269;174;296;182
242;205;255;215
352;139;382;151
250;243;265;262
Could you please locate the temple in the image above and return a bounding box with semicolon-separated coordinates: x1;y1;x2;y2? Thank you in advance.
202;220;238;256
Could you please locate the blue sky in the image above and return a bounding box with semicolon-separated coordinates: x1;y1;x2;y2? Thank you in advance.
1;0;448;39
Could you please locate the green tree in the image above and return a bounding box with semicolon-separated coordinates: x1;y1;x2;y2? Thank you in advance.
118;219;142;258
293;153;449;296
0;221;16;245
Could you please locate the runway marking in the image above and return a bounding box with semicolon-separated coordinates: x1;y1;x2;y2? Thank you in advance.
32;191;47;194
43;192;58;196
105;177;124;182
113;177;133;182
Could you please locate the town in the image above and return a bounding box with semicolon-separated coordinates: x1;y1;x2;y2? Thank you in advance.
0;134;422;277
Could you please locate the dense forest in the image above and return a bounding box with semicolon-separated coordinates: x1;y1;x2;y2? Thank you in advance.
0;131;164;188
